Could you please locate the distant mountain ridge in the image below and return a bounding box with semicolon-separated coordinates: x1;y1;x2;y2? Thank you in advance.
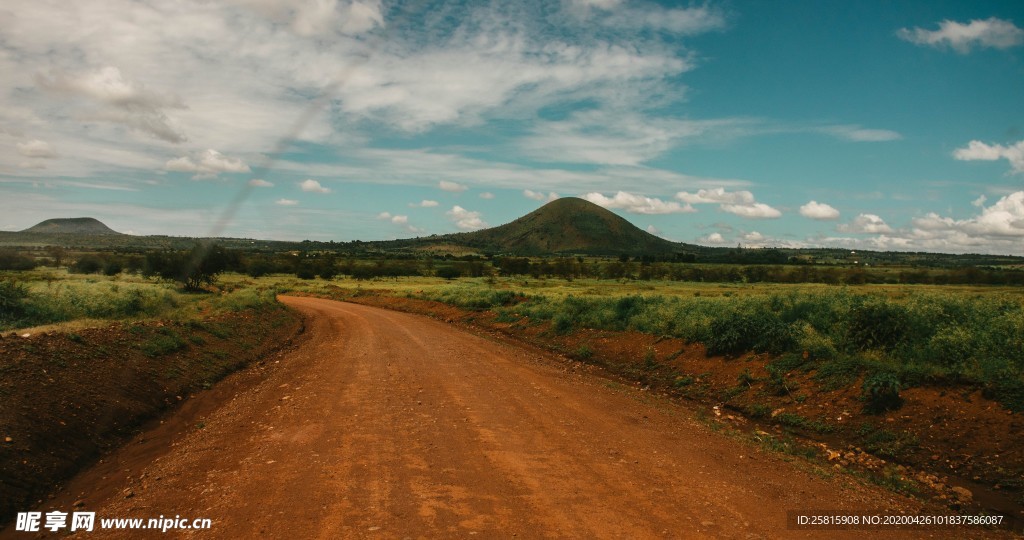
440;197;692;255
22;217;122;235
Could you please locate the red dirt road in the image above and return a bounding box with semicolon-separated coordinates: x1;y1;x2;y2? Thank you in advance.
17;296;1009;538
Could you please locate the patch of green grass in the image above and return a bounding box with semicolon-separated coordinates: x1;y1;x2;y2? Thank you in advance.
856;423;919;459
774;412;834;434
814;356;862;391
745;403;772;419
140;330;187;357
866;466;920;496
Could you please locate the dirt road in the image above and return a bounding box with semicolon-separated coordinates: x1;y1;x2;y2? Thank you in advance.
16;296;1004;538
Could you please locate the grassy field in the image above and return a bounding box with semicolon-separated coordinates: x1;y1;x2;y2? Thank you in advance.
269;275;1024;412
5;269;1023;412
0;268;278;332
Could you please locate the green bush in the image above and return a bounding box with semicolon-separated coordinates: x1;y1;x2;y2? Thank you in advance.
436;267;462;280
0;250;37;271
0;280;29;322
705;311;794;356
862;371;902;413
846;301;910;351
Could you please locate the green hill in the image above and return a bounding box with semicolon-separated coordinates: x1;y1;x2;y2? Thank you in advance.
442;197;691;256
21;217;122;235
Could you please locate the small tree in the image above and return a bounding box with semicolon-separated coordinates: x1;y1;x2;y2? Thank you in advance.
147;244;232;291
436;266;461;280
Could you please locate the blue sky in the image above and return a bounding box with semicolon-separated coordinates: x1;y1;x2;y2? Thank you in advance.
1;0;1023;253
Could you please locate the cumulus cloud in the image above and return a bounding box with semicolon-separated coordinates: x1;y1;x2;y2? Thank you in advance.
898;17;1024;53
524;189;559;202
479;192;495;199
299;178;331;193
800;200;840;220
972;194;988;207
676;187;779;218
822;192;1024;254
376;211;408;224
409;199;439;207
16;139;57;158
439;180;468;192
741;231;765;242
447;205;487;230
721;202;782;219
165;149;250;178
583;191;695;214
838;213;894;234
699;232;727;244
676;188;755;205
275;198;299;206
248;178;274;187
646;224;662;236
377;209;423;233
953;140;1024;174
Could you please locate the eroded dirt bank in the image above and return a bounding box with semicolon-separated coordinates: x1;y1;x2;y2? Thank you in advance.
0;304;302;525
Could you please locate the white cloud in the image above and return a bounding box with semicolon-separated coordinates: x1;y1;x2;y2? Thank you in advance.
800;200;840;220
567;0;624;10
822;125;902;142
519;111;724;166
741;231;765;242
953;140;1024;174
16;139;57;158
676;187;780;218
299;178;331;193
699;232;727;244
479;192;495;199
721;202;782;219
572;3;726;35
446;205;487;230
439;180;468;192
248;178;274;187
524;189;559;202
898;17;1024;53
646;224;661;236
811;192;1024;255
37;66;188;143
676;187;754;205
582;191;695;214
165;149;250;178
972;194;987;207
838;213;894;234
290;0;384;37
409;199;439;207
377;209;422;233
276;198;299;206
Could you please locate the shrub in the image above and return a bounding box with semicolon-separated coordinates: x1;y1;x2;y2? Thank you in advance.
705;311;794;356
862;371;902;413
0;250;37;271
436;267;462;280
846;301;910;351
0;280;29;322
70;255;104;274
